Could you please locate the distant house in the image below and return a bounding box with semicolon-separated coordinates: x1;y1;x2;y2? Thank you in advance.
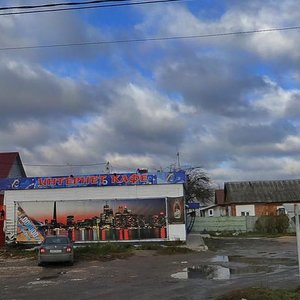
198;189;227;217
0;152;26;246
224;179;300;216
199;204;219;217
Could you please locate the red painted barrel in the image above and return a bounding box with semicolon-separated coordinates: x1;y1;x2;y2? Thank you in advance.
101;229;106;241
160;227;166;239
123;229;129;240
117;228;123;240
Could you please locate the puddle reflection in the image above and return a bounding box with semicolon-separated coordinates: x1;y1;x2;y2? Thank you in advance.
210;255;229;263
171;265;231;280
171;255;272;280
213;266;230;280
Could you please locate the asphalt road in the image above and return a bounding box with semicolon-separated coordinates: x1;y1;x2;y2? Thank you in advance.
0;236;299;300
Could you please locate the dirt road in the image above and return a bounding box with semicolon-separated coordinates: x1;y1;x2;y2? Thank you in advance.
0;236;298;300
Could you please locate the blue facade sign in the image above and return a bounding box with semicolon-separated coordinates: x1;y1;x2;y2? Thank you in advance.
0;171;186;190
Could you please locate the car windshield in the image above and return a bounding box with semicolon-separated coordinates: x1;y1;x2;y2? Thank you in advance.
44;237;69;245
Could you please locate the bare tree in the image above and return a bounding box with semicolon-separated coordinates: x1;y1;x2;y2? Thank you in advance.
185;167;215;205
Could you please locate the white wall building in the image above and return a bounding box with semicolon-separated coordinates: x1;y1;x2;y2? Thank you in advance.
2;171;187;244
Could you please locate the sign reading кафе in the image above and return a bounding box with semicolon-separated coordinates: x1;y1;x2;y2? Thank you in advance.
0;171;186;190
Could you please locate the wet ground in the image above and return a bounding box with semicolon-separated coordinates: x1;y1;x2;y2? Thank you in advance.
0;236;299;300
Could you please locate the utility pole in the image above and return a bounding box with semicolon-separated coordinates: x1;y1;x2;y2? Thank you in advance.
294;204;300;277
105;161;110;174
177;152;181;169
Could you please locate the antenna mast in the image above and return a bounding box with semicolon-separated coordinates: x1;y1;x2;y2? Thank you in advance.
177;152;181;169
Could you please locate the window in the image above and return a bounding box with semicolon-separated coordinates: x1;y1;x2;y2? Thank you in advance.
208;209;214;217
44;237;69;244
241;211;250;216
277;208;286;215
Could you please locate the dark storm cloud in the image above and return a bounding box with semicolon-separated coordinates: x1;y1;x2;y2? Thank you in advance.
94;82;187;156
0;9;110;64
110;110;184;151
226;121;297;146
0;121;54;149
155;54;267;117
0;60;108;127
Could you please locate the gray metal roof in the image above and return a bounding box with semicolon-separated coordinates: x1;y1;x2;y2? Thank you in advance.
224;179;300;204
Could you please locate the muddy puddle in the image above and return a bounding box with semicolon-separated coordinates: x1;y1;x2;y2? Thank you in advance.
171;255;283;280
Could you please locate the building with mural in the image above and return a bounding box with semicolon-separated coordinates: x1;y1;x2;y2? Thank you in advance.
1;170;186;244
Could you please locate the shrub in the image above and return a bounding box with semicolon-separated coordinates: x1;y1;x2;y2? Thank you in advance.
255;215;290;234
276;214;290;233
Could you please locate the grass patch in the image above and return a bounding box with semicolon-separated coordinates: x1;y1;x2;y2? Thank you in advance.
156;246;193;255
134;242;193;255
237;232;295;238
207;231;295;238
0;245;37;259
0;242;193;261
75;243;134;261
208;231;240;237
217;287;300;300
137;243;163;251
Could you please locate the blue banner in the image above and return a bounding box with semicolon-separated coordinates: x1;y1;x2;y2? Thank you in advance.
0;171;186;190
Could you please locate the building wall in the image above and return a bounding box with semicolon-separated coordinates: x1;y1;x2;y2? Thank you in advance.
236;204;255;216
200;206;227;217
0;196;4;246
4;183;185;242
169;224;186;240
255;203;279;216
230;203;283;216
231;205;236;216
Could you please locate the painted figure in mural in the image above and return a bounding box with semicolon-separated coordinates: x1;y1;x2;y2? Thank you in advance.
16;205;44;243
174;199;182;219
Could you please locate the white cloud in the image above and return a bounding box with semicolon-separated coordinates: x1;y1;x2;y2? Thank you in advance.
275;135;300;153
137;1;300;61
105;153;155;171
253;77;300;118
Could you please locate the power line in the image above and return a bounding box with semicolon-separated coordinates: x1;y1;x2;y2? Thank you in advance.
0;0;183;16
0;162;107;167
0;0;129;10
0;25;300;52
24;162;107;167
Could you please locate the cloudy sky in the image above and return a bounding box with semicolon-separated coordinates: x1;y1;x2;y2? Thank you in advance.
1;0;300;186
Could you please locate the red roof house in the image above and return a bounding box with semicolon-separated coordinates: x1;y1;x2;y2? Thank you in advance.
0;152;26;245
0;152;26;205
0;152;26;179
215;189;225;205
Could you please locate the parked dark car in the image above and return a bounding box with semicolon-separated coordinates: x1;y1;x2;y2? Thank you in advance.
38;235;74;266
